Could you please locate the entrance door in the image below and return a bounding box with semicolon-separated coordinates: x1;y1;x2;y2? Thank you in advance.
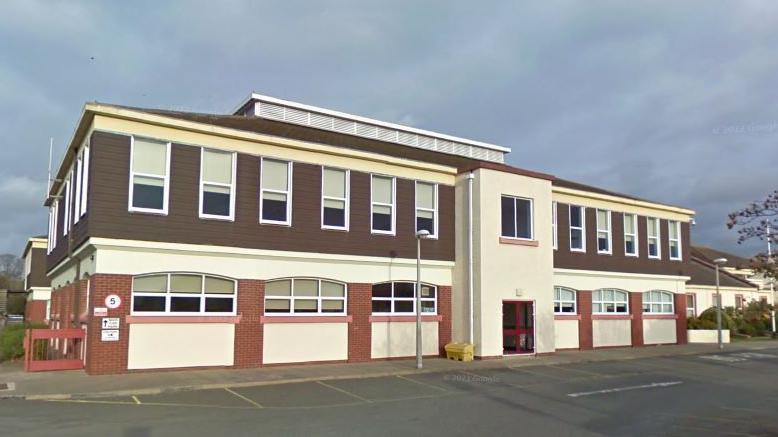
502;301;534;354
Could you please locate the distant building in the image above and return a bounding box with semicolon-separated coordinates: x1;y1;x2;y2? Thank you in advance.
21;236;52;322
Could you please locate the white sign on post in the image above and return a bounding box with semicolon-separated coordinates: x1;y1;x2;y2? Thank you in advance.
101;330;120;342
105;295;122;309
101;318;120;329
93;307;108;317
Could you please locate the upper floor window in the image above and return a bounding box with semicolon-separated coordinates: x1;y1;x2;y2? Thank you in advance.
647;217;661;259
501;195;533;240
264;278;346;315
131;273;236;315
593;288;628;314
624;213;638;256
372;282;437;315
643;290;674;314
371;175;395;234
321;167;349;230
260;158;292;225
74;152;83;221
79;145;90;218
569;205;585;252
552;202;558;250
686;294;696;317
596;209;611;254
47;201;58;254
63;176;71;236
129;137;170;214
199;148;236;220
668;221;682;260
415;182;438;237
554;286;577;314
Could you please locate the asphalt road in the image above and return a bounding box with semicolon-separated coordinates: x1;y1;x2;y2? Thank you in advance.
2;346;778;437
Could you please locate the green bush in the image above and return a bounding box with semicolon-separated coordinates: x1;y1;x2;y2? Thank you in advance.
0;323;47;362
698;307;736;331
687;317;718;330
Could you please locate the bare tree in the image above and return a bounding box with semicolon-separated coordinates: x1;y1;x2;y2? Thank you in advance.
727;190;778;280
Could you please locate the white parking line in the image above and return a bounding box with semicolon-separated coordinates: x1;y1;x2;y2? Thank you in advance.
224;387;264;409
567;381;683;398
316;381;373;403
700;355;747;363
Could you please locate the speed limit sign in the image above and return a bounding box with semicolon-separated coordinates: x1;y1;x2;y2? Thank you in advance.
105;294;122;309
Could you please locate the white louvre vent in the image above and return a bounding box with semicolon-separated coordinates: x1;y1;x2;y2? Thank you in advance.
251;98;507;163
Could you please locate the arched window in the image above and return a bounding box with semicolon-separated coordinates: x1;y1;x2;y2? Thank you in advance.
643;290;674;314
553;287;577;314
132;273;236;315
372;282;437;315
593;289;629;314
264;278;346;315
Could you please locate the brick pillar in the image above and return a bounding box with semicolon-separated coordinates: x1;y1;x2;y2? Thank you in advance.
578;290;593;350
674;293;688;345
234;279;263;368
348;283;372;362
630;292;644;347
438;286;452;355
24;300;48;324
85;274;132;375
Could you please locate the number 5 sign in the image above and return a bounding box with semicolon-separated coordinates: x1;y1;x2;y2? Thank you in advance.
105;294;122;309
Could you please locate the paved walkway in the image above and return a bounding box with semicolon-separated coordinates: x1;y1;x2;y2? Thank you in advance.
1;341;775;400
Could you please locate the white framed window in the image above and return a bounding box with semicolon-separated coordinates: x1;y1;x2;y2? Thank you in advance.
647;217;661;259
643;290;674;314
415;181;438;238
62;176;71;236
552;201;558;250
569;205;586;252
668;220;682;260
199;148;236;220
554;286;577;314
592;288;629;314
260;158;292;225
264;278;347;315
371;175;396;234
686;294;696;317
624;213;638;257
74;153;82;221
131;273;236;315
80;144;90;217
321;167;349;230
371;282;437;315
501;195;533;240
596;209;611;254
47;202;58;254
129;136;171;214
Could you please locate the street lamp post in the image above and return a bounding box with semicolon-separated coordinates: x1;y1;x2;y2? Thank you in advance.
714;257;728;350
415;229;431;369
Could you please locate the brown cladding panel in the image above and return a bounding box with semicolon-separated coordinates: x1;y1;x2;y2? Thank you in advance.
29;248;51;288
85;131;454;261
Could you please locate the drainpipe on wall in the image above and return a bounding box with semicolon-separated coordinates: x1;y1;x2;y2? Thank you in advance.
467;172;475;345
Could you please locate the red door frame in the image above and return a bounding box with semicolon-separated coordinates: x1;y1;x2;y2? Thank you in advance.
502;300;536;355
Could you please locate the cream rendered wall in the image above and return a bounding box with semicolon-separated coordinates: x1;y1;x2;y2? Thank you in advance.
451;174;470;345
554;269;688;295
263;323;348;364
127;323;234;370
472;169;555;357
687;286;767;316
371;321;439;358
554;319;579;349
592;319;631;347
688;329;730;343
643;319;677;344
49;250;96;289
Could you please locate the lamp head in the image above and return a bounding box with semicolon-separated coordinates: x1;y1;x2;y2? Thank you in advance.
416;230;431;239
713;258;728;265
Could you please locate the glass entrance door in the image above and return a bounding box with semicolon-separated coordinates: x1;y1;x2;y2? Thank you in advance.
502;301;534;354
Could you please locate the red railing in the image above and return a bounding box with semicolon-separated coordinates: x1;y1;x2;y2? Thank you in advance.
24;328;86;372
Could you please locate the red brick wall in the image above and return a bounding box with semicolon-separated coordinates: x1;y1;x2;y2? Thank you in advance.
630;292;644;347
674;293;688;345
85;274;132;375
438;285;452;355
234;280;263;368
578;290;593;350
348;283;372;362
24;300;48;324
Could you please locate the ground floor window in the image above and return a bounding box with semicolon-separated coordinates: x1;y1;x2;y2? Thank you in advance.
132;273;236;315
371;282;436;315
643;290;674;314
686;294;696;317
264;278;346;315
553;287;577;314
593;289;628;314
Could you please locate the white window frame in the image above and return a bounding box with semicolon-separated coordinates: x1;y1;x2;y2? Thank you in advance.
642;290;675;314
321;166;350;231
264;278;348;316
370;174;396;235
128;136;171;215
686;293;696;317
668;220;682;261
47;203;57;254
371;281;437;315
414;181;438;238
74;153;82;221
647;217;661;259
552;201;557;250
569;205;586;252
198;148;237;221
596;209;612;254
131;272;237;316
259;157;293;226
553;286;577;315
501;195;534;240
623;213;638;257
80;144;90;217
62;176;71;236
592;289;629;315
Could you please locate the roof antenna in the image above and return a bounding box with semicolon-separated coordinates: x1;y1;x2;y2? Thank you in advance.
47;137;53;195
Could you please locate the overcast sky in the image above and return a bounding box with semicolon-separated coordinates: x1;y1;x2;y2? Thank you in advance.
1;1;776;257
